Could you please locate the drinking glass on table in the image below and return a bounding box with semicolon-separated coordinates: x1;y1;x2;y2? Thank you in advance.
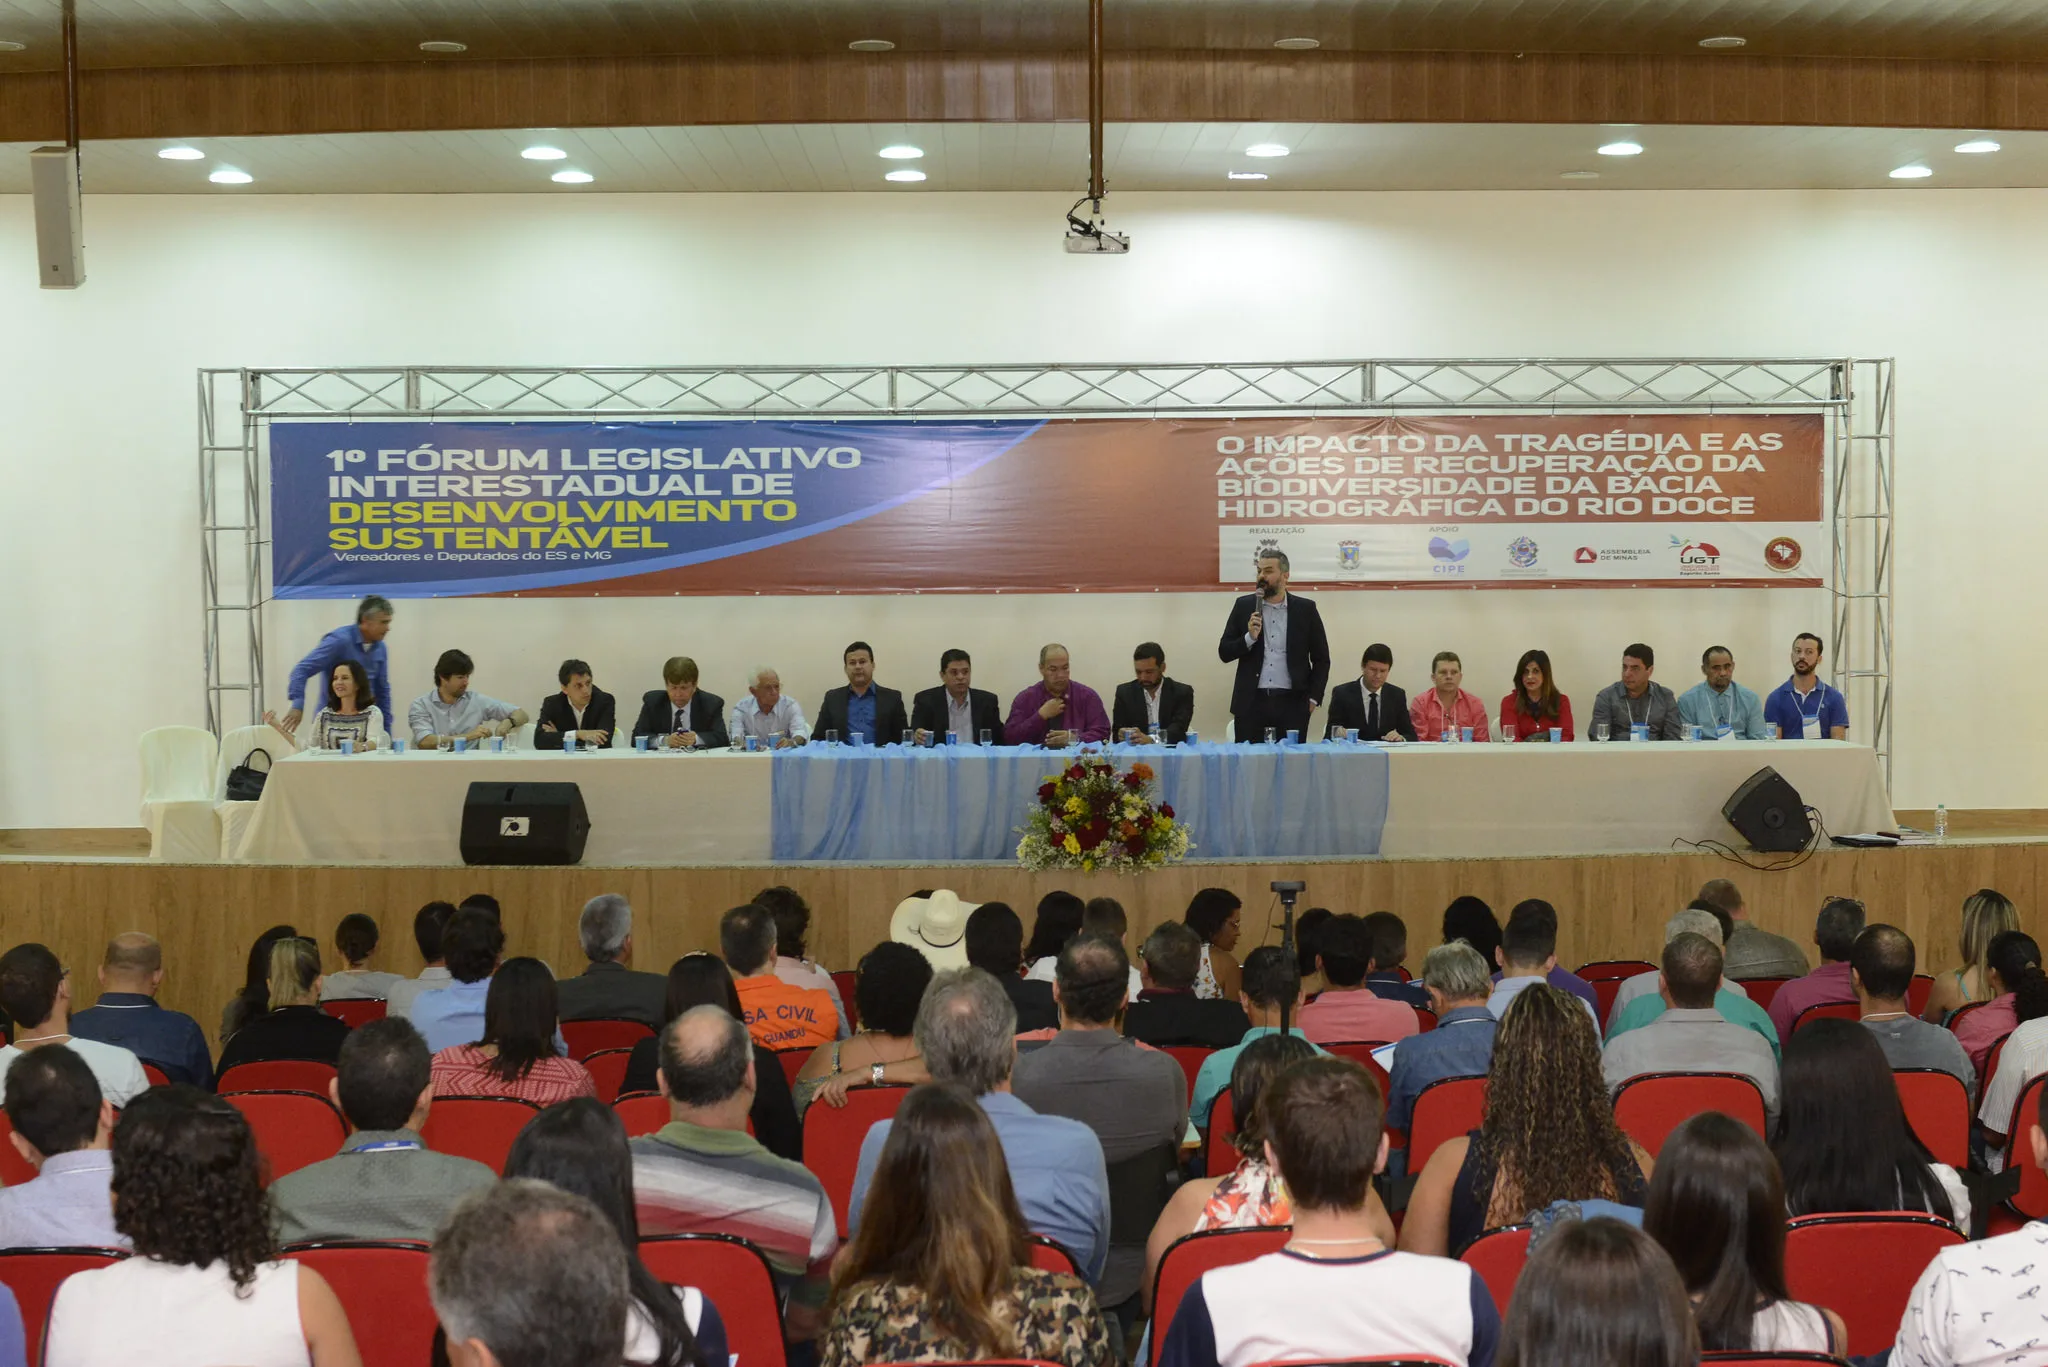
825;729;840;745
902;729;917;747
1593;722;1610;742
979;728;993;746
1264;727;1278;744
1148;724;1163;746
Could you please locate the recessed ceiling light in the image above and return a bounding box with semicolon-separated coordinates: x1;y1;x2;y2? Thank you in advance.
848;38;895;52
878;145;924;160
1598;140;1644;156
1273;37;1320;50
521;146;567;160
884;169;926;183
1561;170;1601;180
208;169;253;185
1227;171;1269;180
157;146;205;160
1889;164;1933;180
1955;139;2002;154
1244;143;1290;158
0;40;24;52
550;170;594;184
419;40;467;53
1698;35;1747;48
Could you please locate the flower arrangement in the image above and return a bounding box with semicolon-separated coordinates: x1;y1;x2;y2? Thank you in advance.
1017;757;1192;872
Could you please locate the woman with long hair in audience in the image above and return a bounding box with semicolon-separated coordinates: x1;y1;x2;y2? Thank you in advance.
1923;888;2021;1022
1182;888;1244;1000
619;952;801;1159
45;1086;361;1366
1021;892;1087;977
1401;984;1653;1256
503;1098;724;1367
821;1082;1116;1367
1974;944;2048;1167
1499;649;1575;743
220;923;301;1039
216;936;351;1073
1950;930;2040;1073
1497;1218;1698;1367
430;957;596;1105
1440;896;1502;972
794;941;933;1114
1645;1111;1847;1355
1772;1018;1966;1226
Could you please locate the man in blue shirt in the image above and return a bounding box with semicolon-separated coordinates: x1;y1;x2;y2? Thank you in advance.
278;594;394;739
814;641;908;745
410;909;503;1054
1191;947;1326;1128
68;933;212;1088
1386;941;1496;1135
1764;632;1850;740
1676;644;1771;740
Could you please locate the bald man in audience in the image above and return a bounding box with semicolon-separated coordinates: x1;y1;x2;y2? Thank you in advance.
1854;924;1976;1102
1602;933;1779;1127
69;933;214;1088
0;944;148;1107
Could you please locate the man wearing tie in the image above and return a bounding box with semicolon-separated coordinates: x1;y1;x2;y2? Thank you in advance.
630;656;729;749
1218;549;1331;743
1111;642;1195;744
535;658;617;749
1323;643;1416;742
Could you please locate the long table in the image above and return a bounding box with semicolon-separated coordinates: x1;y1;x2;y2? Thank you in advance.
236;738;1894;866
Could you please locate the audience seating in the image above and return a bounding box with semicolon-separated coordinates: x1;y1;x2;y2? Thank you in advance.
1318;1043;1392;1100
1986;1033;2014;1103
320;999;387;1028
803;1083;912;1237
224;1090;349;1180
1790;1001;1863;1034
1907;974;1935;1017
582;1047;636;1104
1737;977;1794;1012
832;970;860;1030
419;1095;540;1172
2004;1075;2048;1220
1027;1234;1082;1277
1149;1226;1293;1366
613;1091;670;1136
1892;1068;1971;1169
1575;960;1657;1026
0;1246;127;1361
777;1046;814;1089
217;1059;339;1095
1162;1046;1213;1103
285;1241;436;1367
1203;1091;1239;1178
0;1115;39;1186
1455;1223;1531;1317
1701;1356;1850;1366
1406;1076;1488;1174
1784;1213;1965;1357
1413;1007;1438;1032
1944;1000;1989;1036
641;1233;788;1367
559;1017;653;1060
1243;1361;1461;1367
1613;1073;1767;1154
140;1062;172;1088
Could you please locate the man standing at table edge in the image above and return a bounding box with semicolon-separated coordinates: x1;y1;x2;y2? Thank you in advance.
1218;549;1330;744
535;658;616;750
1111;642;1195;745
1588;642;1683;741
1325;643;1416;743
1005;644;1111;747
1677;645;1771;741
276;594;394;741
910;649;1001;745
1764;633;1850;741
815;640;909;745
630;656;728;750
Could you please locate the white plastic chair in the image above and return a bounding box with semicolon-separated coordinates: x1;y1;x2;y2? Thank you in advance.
139;726;220;862
1225;718;1236;742
216;723;294;861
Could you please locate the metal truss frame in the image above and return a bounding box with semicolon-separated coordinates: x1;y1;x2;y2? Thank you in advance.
199;357;1894;778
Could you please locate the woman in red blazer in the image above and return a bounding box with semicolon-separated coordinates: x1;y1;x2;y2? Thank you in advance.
1500;648;1575;741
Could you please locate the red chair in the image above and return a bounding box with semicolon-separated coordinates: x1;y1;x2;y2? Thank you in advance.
1944;1000;1989;1036
1203;1090;1239;1177
1457;1224;1532;1318
1907;975;1935;1018
1027;1234;1082;1276
802;1084;911;1237
1791;1001;1862;1033
560;1018;653;1061
1407;1076;1488;1174
285;1241;436;1367
1163;1046;1213;1103
1413;1008;1438;1032
1319;1043;1392;1100
420;1095;540;1173
140;1061;173;1088
614;1091;671;1136
1576;960;1657;1029
777;1047;815;1089
320;998;387;1027
1894;1068;1971;1169
224;1090;349;1180
217;1059;339;1095
641;1233;788;1367
0;1114;40;1186
2004;1074;2048;1218
1785;1213;1964;1356
0;1246;127;1360
832;970;860;1031
1613;1073;1767;1155
1149;1227;1293;1366
1737;977;1794;1012
1245;1360;1461;1367
1701;1356;1849;1366
583;1047;637;1104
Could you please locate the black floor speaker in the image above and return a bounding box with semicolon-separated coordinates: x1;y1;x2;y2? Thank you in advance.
1722;766;1814;853
460;782;590;865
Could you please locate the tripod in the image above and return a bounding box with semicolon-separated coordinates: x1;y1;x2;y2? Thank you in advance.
1273;880;1305;1034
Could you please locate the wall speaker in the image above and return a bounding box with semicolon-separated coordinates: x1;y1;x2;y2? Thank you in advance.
1721;766;1814;853
460;781;589;865
30;146;84;289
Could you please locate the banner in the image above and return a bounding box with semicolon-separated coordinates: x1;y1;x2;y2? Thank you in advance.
269;413;1825;596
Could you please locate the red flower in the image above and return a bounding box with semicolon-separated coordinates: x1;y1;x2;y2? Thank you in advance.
1159;804;1176;820
1122;772;1144;790
1066;764;1086;781
1079;828;1101;850
1125;837;1148;857
1038;782;1058;801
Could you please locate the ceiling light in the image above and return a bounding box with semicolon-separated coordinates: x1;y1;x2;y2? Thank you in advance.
1244;143;1290;158
1698;35;1747;48
522;146;567;160
1955;139;2002;154
0;40;24;52
419;40;467;53
157;146;205;160
1227;171;1269;180
1273;37;1320;50
1889;164;1933;179
884;169;927;182
208;169;253;184
878;145;924;160
1561;170;1601;180
848;39;895;52
550;170;594;184
1598;140;1643;156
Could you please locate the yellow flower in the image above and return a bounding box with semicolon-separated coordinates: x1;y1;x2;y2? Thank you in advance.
1157;815;1174;830
1065;796;1087;817
1063;833;1081;854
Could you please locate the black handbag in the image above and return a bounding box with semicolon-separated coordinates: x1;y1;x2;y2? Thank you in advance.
225;747;272;802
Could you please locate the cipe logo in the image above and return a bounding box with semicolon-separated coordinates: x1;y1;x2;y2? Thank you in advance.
1428;536;1470;576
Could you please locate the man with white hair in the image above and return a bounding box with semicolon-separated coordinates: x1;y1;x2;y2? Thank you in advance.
1604;904;1781;1057
555;894;668;1028
432;1179;631;1367
729;666;809;747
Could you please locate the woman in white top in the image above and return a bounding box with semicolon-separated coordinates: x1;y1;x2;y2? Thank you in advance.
45;1086;360;1367
1184;888;1244;1001
1644;1112;1847;1357
305;660;388;751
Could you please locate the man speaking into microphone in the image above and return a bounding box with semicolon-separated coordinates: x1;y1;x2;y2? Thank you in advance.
1219;548;1331;744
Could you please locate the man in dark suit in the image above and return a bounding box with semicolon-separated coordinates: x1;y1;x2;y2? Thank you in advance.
555;893;668;1027
814;639;909;744
1123;922;1250;1049
1111;641;1196;745
909;648;1002;744
535;658;617;750
1218;548;1332;743
629;656;728;749
1323;642;1417;742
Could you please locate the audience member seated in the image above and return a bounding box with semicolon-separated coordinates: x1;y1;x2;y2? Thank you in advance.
1443;895;1503;968
0;1046;123;1249
1298;913;1421;1045
1771;1018;1968;1228
620;953;802;1162
630;1006;839;1343
430;1180;627;1367
216;937;352;1074
270;1018;495;1243
44;1086;360;1367
0;943;148;1105
1644;1112;1847;1356
1922;887;2020;1023
220;923;301;1039
1973;953;2048;1170
1025;896;1143;999
1403;985;1652;1258
1607;901;1749;1020
68;931;213;1087
1183;888;1245;1001
1386;940;1498;1135
1021;891;1085;973
1161;1056;1501;1367
758;885;851;1035
794;942;933;1115
1496;1217;1698;1367
1190;947;1326;1129
1700;877;1810;981
823;1083;1118;1367
1124;922;1251;1049
555;893;668;1028
1764;895;1866;1038
722;903;839;1050
385;900;457;1020
1853;923;1976;1098
965;901;1059;1032
1487;903;1600;1031
852;969;1110;1286
505;1098;729;1367
1954;930;2041;1074
431;958;597;1105
319;914;401;1002
1361;911;1433;1009
409;909;510;1055
1499;648;1575;743
1602;933;1780;1126
1294;907;1332;999
1605;908;1779;1058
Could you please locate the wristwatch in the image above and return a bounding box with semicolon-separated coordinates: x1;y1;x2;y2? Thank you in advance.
870;1062;885;1086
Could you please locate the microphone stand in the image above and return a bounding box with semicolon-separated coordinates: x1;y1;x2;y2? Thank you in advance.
1272;880;1305;1034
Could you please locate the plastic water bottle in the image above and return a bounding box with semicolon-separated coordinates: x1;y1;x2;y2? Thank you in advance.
1935;804;1948;842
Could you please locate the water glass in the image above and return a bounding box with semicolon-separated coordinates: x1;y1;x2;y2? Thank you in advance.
769;731;783;748
338;738;354;755
1494;728;1511;744
453;736;469;753
390;737;406;754
979;728;993;746
1629;723;1649;743
946;730;960;746
745;735;761;752
490;735;504;753
1684;723;1701;742
825;729;840;745
1264;727;1279;744
1286;729;1300;745
1185;730;1199;745
1592;723;1610;742
1765;723;1780;740
563;731;577;753
902;729;917;747
1459;726;1474;743
1547;727;1562;744
1148;724;1163;746
634;734;650;751
852;731;868;747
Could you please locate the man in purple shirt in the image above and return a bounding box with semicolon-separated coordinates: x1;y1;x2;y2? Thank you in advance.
1765;896;1866;1038
1004;644;1111;745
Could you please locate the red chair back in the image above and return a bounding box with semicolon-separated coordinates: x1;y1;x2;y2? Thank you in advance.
2007;1075;2048;1219
1244;1360;1461;1367
614;1092;671;1136
641;1234;788;1367
832;970;860;1031
777;1047;814;1089
1791;1001;1862;1033
140;1062;172;1088
419;1095;540;1173
1577;961;1657;1028
1613;1072;1767;1155
224;1090;348;1181
1027;1234;1082;1276
0;1114;39;1186
1149;1227;1293;1366
1987;1031;2015;1099
559;1018;653;1061
1700;1356;1850;1366
802;1084;912;1237
1163;1047;1213;1103
1456;1224;1533;1317
581;1047;637;1104
1408;1076;1488;1174
0;1247;126;1361
320;999;387;1028
1785;1213;1964;1356
1737;977;1794;1011
1204;1090;1239;1177
285;1241;436;1367
218;1059;339;1095
1907;975;1935;1018
1413;1008;1438;1032
1893;1068;1971;1169
1318;1043;1392;1100
1945;1000;1988;1036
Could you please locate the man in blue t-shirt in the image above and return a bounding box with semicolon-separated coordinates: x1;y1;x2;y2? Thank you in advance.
1762;632;1849;741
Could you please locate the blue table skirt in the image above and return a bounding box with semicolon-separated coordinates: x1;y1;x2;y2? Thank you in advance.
769;741;1389;862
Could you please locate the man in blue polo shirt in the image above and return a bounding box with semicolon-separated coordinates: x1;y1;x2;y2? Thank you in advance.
1763;632;1849;740
277;594;394;740
68;934;212;1088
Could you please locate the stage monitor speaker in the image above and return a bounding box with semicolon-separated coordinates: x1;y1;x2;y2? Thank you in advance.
30;146;84;289
460;782;589;865
1722;766;1814;853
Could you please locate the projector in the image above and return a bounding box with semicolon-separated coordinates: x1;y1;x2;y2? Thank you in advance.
1064;228;1130;254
